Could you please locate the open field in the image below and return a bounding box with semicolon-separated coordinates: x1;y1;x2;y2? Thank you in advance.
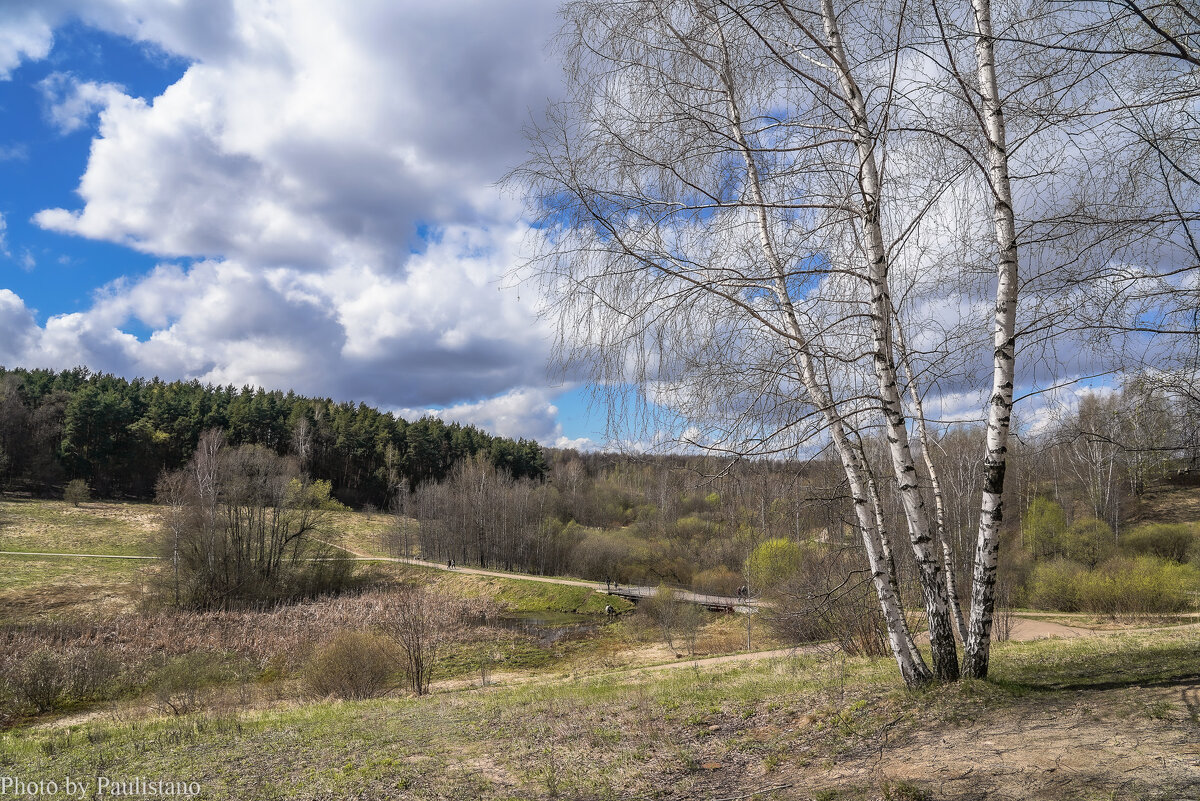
0;555;152;624
319;509;404;559
0;498;161;557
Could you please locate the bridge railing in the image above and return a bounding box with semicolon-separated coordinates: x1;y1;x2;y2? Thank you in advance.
603;583;754;610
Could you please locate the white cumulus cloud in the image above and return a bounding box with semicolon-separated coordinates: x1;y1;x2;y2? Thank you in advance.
37;72;128;133
0;1;582;444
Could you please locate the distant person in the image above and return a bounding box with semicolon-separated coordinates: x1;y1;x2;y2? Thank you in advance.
448;558;454;568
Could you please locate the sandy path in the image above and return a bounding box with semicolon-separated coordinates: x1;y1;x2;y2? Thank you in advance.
433;614;1200;695
317;540;751;606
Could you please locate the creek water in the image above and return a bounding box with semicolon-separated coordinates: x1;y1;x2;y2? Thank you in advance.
494;611;613;646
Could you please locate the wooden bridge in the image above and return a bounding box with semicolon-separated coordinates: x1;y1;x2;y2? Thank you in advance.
603;583;756;613
325;550;759;613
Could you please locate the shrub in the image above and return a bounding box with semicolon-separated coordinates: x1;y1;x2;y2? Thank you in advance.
303;632;395;699
152;653;229;715
63;648;123;701
765;547;887;657
1025;559;1086;611
673;514;717;541
1061;517;1116;567
1074;556;1199;615
1121;523;1194;563
745;538;804;592
11;651;70;714
690;565;742;597
1022;497;1067;559
1026;555;1199;615
0;647;126;720
63;478;90;507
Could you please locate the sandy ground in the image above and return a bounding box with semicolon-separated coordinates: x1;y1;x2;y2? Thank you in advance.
802;680;1200;800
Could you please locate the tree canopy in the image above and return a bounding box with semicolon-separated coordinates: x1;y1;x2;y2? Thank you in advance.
0;366;547;506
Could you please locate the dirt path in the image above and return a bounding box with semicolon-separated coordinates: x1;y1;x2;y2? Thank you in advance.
318;540;751;606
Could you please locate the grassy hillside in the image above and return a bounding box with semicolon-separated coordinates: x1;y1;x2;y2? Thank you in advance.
0;499;642;624
2;628;1197;800
0;498;161;556
1128;483;1200;526
2;495;1200;798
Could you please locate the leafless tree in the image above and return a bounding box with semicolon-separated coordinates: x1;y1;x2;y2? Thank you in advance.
157;429;349;609
640;584;703;655
381;587;462;695
514;0;1194;684
514;0;962;686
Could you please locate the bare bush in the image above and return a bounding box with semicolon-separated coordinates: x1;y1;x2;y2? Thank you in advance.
11;651;69;714
640;585;704;655
380;587;468;695
766;548;888;658
151;654;225;716
63;479;90;507
302;632;395;700
0;646;124;723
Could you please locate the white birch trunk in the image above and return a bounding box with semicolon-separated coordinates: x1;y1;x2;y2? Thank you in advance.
895;315;970;643
963;0;1019;678
820;0;959;680
709;18;932;685
862;459;925;658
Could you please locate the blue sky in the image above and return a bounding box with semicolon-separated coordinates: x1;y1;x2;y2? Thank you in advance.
1;23;179;319
0;1;602;448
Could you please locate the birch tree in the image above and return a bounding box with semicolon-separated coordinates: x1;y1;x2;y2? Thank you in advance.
515;0;966;684
514;0;1193;684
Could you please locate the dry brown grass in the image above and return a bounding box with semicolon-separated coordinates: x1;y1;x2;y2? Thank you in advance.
0;498;160;555
1127;483;1200;525
0;587;492;673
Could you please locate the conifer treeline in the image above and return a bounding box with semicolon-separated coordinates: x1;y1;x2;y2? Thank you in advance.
0;366;547;505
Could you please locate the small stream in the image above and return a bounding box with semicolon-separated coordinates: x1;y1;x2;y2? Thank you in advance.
494;611;613;646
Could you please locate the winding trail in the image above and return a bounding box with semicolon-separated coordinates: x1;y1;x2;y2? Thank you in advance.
312;540;755;609
432;615;1200;695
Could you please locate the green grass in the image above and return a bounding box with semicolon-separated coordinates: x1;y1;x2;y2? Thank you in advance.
0;554;150;623
0;655;862;799
0;553;144;588
2;629;1197;799
0;498;161;556
987;628;1200;690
